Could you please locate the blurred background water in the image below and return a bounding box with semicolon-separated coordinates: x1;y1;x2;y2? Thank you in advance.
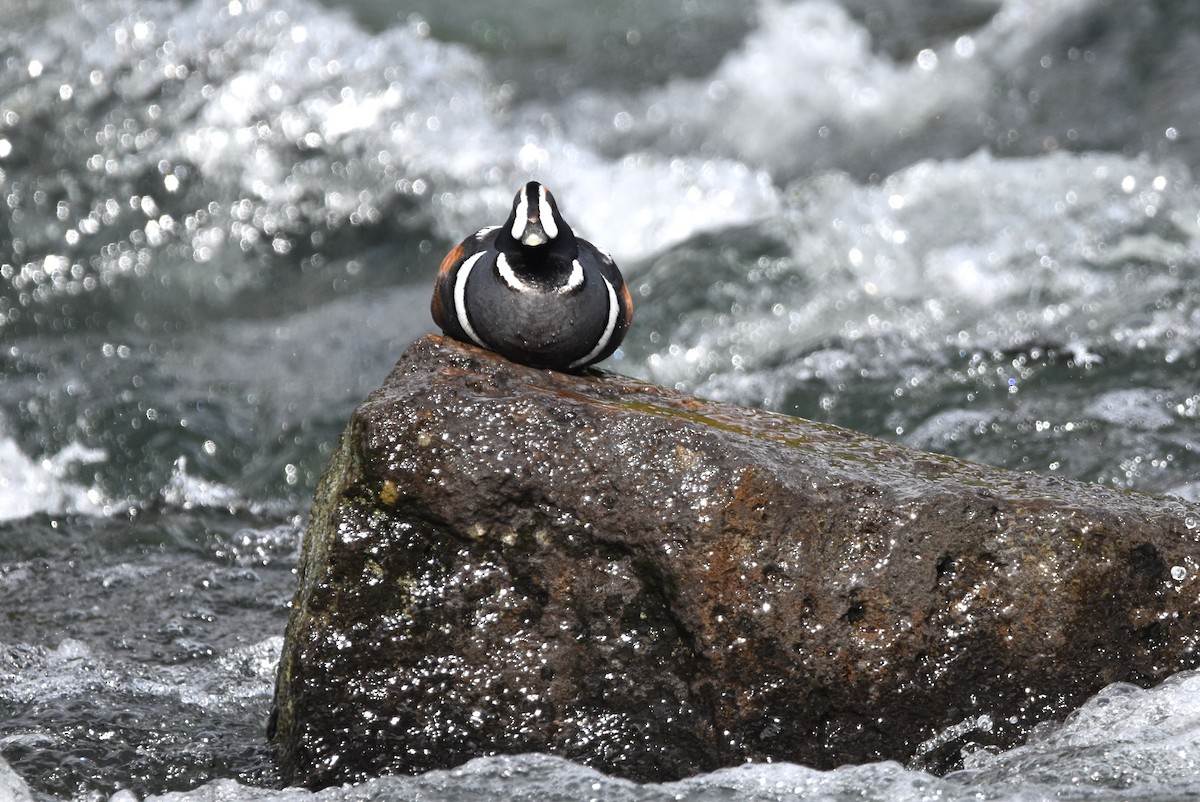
2;0;1200;799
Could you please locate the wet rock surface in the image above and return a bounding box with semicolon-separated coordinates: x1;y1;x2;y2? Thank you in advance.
271;334;1200;788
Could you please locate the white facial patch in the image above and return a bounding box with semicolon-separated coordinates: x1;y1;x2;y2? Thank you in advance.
569;275;620;369
539;184;558;240
511;186;530;241
453;251;489;349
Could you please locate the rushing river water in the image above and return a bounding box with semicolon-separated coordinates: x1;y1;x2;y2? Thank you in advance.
2;0;1200;799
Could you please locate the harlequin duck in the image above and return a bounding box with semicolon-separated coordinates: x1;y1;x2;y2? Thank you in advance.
431;181;633;372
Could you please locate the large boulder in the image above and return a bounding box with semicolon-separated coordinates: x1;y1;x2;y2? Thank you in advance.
271;334;1200;789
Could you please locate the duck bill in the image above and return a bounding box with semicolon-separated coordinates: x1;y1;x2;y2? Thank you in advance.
519;220;550;247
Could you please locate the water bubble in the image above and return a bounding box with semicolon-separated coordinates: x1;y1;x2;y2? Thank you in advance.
1172;565;1187;582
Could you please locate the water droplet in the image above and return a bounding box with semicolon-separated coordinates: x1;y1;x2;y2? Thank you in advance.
1171;565;1187;582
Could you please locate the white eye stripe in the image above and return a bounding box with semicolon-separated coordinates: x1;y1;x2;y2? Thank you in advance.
511;186;529;240
569;275;620;369
539;184;558;240
453;251;488;349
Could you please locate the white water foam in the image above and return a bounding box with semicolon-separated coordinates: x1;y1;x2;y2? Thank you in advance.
0;756;34;802
159;456;254;513
632;149;1200;390
28;0;783;276
0;636;281;713
0;425;110;521
567;0;1132;183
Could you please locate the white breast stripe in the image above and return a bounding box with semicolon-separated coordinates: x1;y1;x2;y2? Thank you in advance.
557;259;584;294
497;252;534;292
453;251;489;349
539;185;558;240
511;187;529;240
569;275;620;369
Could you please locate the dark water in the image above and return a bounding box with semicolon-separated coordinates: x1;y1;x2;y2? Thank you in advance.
2;0;1200;799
